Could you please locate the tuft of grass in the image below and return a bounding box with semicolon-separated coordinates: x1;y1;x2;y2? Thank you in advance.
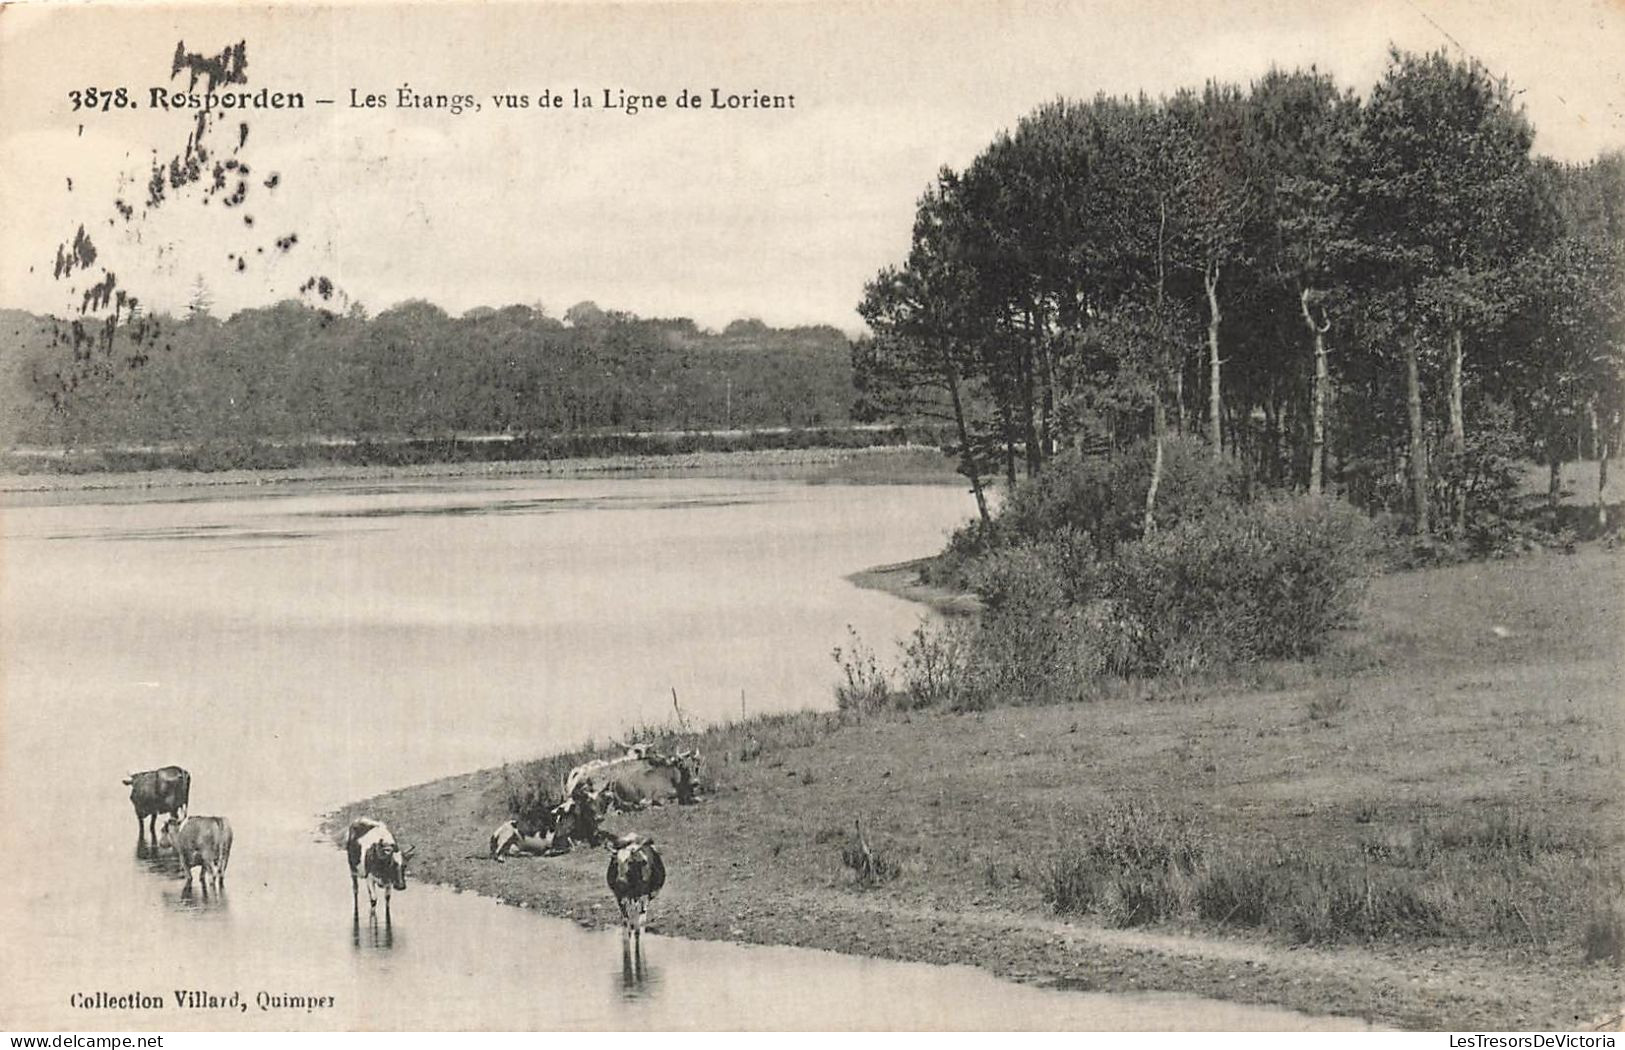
1043;802;1206;925
1583;902;1625;964
1306;684;1353;725
1043;801;1615;954
1200;850;1445;944
840;820;902;888
1427;809;1563;860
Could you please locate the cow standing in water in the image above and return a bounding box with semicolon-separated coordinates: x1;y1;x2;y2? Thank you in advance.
346;818;413;918
123;766;191;854
160;813;232;893
605;833;665;942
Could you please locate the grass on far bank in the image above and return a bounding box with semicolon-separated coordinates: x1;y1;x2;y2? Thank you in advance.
0;443;965;499
0;425;951;477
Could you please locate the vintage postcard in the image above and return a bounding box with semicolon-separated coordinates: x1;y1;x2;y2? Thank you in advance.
1;0;1622;1034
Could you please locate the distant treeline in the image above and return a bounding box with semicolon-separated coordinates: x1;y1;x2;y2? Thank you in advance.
0;301;865;458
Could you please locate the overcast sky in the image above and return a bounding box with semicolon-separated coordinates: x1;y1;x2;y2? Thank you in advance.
2;0;1622;332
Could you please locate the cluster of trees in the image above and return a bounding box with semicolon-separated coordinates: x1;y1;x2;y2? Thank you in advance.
0;300;857;449
856;49;1625;537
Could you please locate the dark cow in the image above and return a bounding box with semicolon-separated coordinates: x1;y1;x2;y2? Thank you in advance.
565;749;702;812
346;818;413;917
605;833;665;941
544;785;608;852
124;766;191;852
159;813;232;891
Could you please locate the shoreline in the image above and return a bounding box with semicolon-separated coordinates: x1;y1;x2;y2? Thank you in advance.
844;557;981;617
0;443;963;497
325;545;1625;1031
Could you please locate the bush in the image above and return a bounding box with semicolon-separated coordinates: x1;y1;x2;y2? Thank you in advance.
1103;496;1375;673
969;541;1066;612
1433;400;1532;550
998;437;1252;555
500;763;561;828
953;496;1373;694
896;621;972;709
831;626;892;715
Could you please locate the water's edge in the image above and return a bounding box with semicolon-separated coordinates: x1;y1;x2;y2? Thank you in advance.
324;751;1387;1031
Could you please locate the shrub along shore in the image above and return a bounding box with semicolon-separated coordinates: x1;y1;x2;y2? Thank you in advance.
330;533;1624;1030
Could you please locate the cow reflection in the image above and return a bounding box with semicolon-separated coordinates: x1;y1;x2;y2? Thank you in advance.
351;911;395;952
617;938;661;1000
166;879;228;912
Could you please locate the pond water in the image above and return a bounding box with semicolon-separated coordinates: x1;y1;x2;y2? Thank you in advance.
0;473;1371;1030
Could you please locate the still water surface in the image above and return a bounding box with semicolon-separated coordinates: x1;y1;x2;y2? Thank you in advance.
1;474;1369;1030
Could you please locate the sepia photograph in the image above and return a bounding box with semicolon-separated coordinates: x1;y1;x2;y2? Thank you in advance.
1;0;1622;1034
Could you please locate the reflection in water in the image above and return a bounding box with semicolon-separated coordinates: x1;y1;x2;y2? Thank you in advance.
618;939;660;1001
353;912;395;952
135;842;171;868
143;848;230;921
168;880;229;913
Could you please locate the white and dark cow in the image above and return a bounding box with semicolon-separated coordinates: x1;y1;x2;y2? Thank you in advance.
346;818;413;917
564;749;702;813
159;813;232;890
488;813;557;862
124;766;191;853
605;833;665;941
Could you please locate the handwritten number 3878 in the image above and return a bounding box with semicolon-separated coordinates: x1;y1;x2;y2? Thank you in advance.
68;88;134;112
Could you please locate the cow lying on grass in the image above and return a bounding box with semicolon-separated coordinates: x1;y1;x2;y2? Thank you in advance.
489;815;556;862
563;746;702;813
489;781;610;860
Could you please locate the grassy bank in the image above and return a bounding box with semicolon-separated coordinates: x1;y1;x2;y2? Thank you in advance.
331;545;1623;1030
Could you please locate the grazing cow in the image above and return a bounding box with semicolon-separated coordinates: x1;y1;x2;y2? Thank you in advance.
123;766;191;851
565;749;702;813
605;833;665;941
488;814;557;862
159;813;232;890
346;818;413;917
